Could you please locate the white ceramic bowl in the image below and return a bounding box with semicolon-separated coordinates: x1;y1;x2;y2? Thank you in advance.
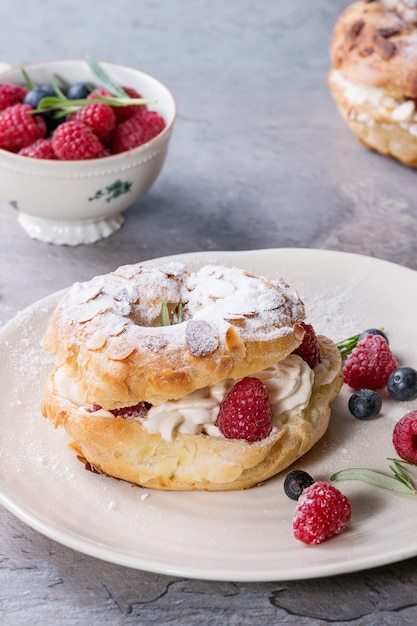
0;59;176;245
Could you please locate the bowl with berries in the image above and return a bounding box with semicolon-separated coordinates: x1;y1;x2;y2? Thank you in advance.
0;56;176;245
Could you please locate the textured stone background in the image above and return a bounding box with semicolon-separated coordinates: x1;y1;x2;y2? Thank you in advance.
1;1;417;624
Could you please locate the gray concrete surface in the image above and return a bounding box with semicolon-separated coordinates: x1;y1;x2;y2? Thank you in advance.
1;1;417;624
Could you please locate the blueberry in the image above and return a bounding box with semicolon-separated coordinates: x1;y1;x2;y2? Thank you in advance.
284;470;314;500
387;367;417;401
24;85;61;134
348;389;382;420
359;328;389;344
67;81;93;100
24;85;56;110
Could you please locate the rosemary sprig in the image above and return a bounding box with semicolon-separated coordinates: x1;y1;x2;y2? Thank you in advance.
51;74;69;100
335;333;361;357
161;302;170;326
86;53;128;98
330;459;416;495
388;458;416;492
31;94;153;117
177;302;184;323
21;67;37;90
161;302;184;326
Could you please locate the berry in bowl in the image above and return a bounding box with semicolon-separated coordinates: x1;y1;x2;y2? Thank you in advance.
0;57;176;245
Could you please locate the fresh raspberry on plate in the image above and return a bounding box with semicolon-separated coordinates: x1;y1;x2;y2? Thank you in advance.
111;110;166;154
216;377;272;442
293;481;351;545
69;102;116;144
0;103;47;152
51;120;107;160
0;83;28;111
343;334;398;390
392;411;417;464
293;322;321;368
19;138;57;159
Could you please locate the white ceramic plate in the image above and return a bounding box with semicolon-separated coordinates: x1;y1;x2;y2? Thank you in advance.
1;248;417;582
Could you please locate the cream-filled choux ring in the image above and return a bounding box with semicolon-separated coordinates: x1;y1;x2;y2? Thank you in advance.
328;1;417;167
40;262;344;491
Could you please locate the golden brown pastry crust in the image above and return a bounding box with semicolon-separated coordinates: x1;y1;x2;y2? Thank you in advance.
330;1;417;97
328;1;417;166
41;336;343;491
41;263;306;408
328;70;417;165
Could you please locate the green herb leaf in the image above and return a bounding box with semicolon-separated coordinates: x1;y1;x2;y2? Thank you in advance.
31;94;153;117
161;302;170;326
388;458;416;492
177;303;184;324
335;333;361;357
330;467;416;494
23;58;155;120
86;54;128;98
21;67;37;90
51;74;67;100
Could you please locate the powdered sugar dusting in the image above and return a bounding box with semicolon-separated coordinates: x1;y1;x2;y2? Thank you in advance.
184;265;305;340
295;280;361;342
185;319;220;356
44;262;305;368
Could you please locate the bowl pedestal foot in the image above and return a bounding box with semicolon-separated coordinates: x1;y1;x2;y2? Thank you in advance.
17;212;125;245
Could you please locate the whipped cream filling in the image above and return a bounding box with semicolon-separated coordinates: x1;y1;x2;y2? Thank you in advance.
143;355;314;441
330;70;417;129
54;354;314;442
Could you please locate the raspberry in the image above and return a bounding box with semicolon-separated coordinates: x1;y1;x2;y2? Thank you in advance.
216;377;272;442
91;402;150;417
293;481;351;545
0;103;47;152
110;402;150;418
69;102;116;143
139;110;166;141
89;85;146;122
87;86;112;100
114;86;147;121
111;110;166;154
0;83;28;111
293;322;321;368
392;411;417;464
51;120;107;160
19;138;57;159
343;334;398;390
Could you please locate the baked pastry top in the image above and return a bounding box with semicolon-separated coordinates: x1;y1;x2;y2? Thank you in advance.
42;262;306;408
